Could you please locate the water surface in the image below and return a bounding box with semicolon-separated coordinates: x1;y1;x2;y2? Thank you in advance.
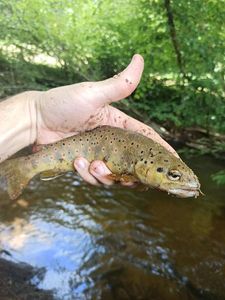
0;155;225;299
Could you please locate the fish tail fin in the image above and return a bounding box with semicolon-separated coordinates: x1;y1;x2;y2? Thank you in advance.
0;158;35;200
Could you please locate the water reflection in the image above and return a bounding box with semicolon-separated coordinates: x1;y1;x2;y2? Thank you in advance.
0;156;225;299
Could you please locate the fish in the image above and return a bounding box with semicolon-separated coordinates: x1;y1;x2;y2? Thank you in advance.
0;126;201;200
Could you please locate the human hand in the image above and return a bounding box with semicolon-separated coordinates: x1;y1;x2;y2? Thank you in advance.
35;54;178;186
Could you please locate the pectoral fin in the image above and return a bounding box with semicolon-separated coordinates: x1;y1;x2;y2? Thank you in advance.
40;170;65;181
106;173;138;183
136;183;149;192
105;174;121;182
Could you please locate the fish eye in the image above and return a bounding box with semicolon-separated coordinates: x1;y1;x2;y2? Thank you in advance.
167;170;181;181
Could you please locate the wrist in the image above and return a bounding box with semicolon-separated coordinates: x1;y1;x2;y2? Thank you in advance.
28;91;41;145
0;91;42;162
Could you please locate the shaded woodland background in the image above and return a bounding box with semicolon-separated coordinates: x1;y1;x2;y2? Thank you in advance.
0;0;225;166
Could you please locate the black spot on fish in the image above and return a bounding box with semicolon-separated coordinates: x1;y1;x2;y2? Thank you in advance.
164;159;169;162
151;161;153;164
144;160;147;164
157;167;164;173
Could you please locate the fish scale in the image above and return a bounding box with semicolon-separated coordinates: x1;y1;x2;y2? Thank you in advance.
0;126;201;200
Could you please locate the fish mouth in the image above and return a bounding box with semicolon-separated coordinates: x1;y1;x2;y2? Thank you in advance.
168;188;200;198
167;181;203;198
156;184;202;198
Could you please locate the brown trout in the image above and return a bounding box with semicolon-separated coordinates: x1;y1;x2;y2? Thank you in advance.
0;126;201;200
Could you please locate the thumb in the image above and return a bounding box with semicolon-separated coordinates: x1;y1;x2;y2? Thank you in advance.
92;54;144;106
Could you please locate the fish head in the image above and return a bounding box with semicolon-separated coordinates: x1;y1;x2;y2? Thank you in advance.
134;155;201;198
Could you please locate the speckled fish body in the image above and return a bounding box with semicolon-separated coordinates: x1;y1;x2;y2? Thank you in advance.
0;126;201;200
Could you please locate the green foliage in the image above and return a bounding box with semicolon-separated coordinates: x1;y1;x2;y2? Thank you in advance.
132;76;225;132
212;170;225;185
0;0;224;132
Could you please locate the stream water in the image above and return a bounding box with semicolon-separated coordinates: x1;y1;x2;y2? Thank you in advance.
0;154;225;300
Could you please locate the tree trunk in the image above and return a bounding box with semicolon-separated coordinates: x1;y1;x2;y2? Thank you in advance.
164;0;185;75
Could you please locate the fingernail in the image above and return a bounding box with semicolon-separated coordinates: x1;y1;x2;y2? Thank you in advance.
93;164;105;175
132;54;139;61
75;158;86;169
133;53;142;61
